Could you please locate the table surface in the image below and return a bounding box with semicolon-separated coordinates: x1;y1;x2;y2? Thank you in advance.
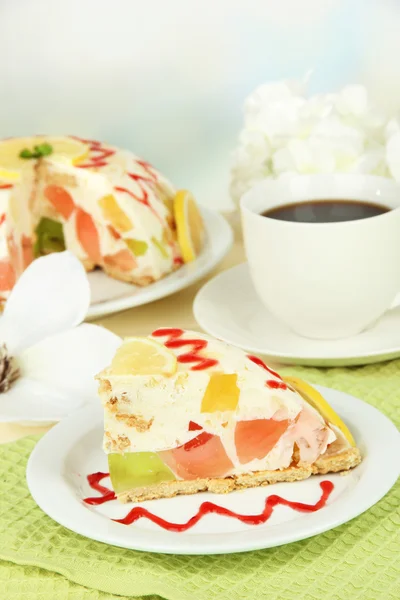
0;212;243;445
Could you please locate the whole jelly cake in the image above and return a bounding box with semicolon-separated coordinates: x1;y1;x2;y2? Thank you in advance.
0;136;204;303
96;328;361;503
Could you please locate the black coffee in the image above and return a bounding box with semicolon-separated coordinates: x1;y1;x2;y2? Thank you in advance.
261;200;390;223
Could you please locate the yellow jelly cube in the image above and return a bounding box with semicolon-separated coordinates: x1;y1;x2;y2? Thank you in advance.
99;194;132;232
125;238;148;256
201;374;240;413
151;236;169;259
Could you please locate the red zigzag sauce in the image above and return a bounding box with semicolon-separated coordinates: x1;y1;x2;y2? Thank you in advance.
83;473;334;532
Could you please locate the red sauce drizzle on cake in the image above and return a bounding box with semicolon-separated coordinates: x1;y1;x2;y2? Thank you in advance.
266;379;288;390
114;185;154;210
72;137;116;169
0;184;13;190
247;354;287;390
83;473;334;532
114;183;163;224
152;328;218;371
128;159;158;183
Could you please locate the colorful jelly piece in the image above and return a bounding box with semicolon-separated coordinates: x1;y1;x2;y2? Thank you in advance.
76;208;102;264
104;249;136;272
22;235;34;269
235;418;290;464
44;185;75;219
107;225;121;240
108;452;176;495
0;259;16;292
34;218;66;257
188;421;203;431
99;194;133;233
160;432;233;479
125;238;148;256
201;374;240;413
151;236;169;259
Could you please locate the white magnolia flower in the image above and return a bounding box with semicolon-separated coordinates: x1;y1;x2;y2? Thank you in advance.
273;138;336;175
335;84;369;117
0;251;121;423
385;118;400;140
387;132;400;180
231;80;400;204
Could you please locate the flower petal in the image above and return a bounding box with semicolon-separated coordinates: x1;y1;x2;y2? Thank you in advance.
351;146;388;176
386;132;400;181
335;85;369;117
386;118;400;140
0;377;82;423
312;115;365;145
288;138;336;173
0;251;90;354
18;323;121;402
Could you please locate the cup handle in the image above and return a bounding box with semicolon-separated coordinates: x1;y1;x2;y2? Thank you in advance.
390;293;400;310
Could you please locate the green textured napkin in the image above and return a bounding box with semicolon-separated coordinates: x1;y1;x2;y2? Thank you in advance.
0;560;138;600
0;360;399;600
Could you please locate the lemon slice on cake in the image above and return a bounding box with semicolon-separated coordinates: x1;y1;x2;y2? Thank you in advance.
283;376;356;446
174;189;205;262
0;136;89;181
111;337;177;376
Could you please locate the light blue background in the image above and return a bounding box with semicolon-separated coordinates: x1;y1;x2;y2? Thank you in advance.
0;0;398;208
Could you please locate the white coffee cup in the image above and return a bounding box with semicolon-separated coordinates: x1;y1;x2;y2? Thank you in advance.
241;174;400;340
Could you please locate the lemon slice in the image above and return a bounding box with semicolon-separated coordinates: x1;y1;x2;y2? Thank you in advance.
174;189;205;262
0;136;89;181
111;337;177;376
283;376;356;447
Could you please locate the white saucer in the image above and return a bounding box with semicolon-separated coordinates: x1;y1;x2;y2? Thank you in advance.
26;387;399;555
86;207;232;319
194;263;400;367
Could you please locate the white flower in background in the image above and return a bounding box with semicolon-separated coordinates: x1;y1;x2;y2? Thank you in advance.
335;84;369;117
244;81;306;140
386;132;400;181
386;118;400;140
231;81;400;204
0;251;121;423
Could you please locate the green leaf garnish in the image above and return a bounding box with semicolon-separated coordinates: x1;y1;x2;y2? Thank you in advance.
19;148;33;159
34;143;53;157
19;143;53;160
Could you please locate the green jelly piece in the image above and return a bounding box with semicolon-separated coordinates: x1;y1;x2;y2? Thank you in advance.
125;238;148;257
34;217;66;258
151;236;168;259
108;452;176;494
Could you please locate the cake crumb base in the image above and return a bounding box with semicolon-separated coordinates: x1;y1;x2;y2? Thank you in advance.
117;447;361;503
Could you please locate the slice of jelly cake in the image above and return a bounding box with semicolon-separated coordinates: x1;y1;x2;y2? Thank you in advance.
96;328;361;502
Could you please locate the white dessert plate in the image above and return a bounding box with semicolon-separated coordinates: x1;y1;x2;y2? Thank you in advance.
86;207;232;319
194;263;400;367
27;386;399;555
